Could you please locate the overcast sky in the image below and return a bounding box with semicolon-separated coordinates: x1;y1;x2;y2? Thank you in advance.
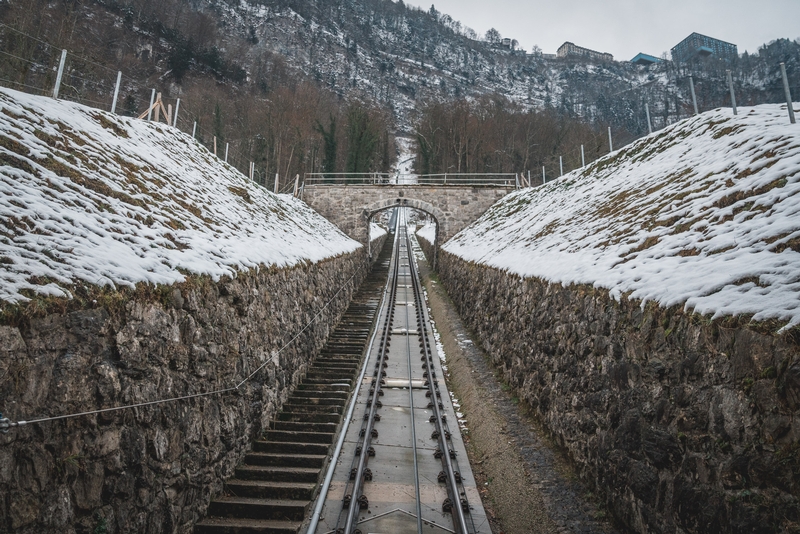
403;0;800;60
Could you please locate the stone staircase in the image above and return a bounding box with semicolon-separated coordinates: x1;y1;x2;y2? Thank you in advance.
194;245;390;534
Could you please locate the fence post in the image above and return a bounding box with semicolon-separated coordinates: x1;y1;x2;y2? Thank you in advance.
689;75;699;115
274;174;279;193
52;49;67;99
542;166;546;184
154;93;161;122
166;104;172;127
249;162;253;181
110;71;122;114
213;136;217;157
645;103;653;134
192;121;197;139
727;70;737;116
780;62;796;124
225;143;229;163
581;145;585;168
293;174;299;197
559;156;563;177
147;89;155;121
173;98;180;127
608;127;613;152
515;173;520;189
527;170;531;188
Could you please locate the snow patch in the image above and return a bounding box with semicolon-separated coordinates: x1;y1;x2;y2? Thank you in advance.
444;104;800;331
0;88;360;304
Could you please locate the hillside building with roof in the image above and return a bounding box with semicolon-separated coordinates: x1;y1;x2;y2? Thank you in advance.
631;53;662;66
671;33;738;63
557;42;613;62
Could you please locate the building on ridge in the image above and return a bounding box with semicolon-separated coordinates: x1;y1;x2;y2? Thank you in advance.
631;53;662;66
557;42;613;62
671;33;737;63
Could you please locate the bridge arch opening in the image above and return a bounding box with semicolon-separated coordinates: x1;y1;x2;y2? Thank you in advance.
364;197;443;267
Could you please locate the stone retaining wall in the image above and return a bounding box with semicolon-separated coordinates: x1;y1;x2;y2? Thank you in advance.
420;235;800;534
0;235;386;534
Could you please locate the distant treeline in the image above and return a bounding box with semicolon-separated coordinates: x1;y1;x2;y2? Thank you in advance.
413;95;608;177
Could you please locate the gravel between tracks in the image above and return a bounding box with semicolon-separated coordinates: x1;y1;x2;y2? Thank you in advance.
417;256;623;534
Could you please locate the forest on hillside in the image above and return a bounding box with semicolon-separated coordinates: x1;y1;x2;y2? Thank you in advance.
0;0;798;183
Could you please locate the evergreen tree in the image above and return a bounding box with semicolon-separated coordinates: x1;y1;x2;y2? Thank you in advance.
314;114;338;181
345;105;379;180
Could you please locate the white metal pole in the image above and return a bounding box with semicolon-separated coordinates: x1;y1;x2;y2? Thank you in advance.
147;89;156;121
780;63;796;124
645;103;653;134
52;49;67;99
110;71;122;113
192;121;197;139
527;170;531;188
225;143;229;163
581;145;585;167
689;75;699;115
727;70;737;116
173;98;180;127
542;166;546;184
608;127;613;152
147;89;155;121
274;173;279;192
559;156;563;177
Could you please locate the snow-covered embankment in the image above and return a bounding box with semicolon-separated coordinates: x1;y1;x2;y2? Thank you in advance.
0;88;383;532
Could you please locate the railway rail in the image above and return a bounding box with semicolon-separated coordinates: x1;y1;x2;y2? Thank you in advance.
195;208;487;533
309;208;488;534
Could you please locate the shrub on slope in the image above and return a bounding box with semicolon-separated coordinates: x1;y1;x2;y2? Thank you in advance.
445;104;800;331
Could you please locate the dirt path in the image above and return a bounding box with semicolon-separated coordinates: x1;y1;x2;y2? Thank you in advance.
415;247;623;534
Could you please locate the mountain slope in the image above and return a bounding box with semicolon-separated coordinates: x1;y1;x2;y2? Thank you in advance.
443;103;800;331
0;88;360;305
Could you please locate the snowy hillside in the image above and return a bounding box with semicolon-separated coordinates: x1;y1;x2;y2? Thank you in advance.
444;103;800;331
0;88;360;304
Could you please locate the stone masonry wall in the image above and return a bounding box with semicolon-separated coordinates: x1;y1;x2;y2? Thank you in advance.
0;235;386;534
303;185;511;243
422;236;800;534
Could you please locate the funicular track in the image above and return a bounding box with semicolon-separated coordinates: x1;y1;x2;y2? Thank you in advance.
195;208;487;534
310;209;487;534
194;239;393;534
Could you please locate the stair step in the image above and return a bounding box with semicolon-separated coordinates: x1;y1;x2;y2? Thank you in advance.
281;404;342;414
244;452;327;468
235;466;320;483
306;372;353;381
207;497;309;521
263;430;334;444
302;378;352;386
277;412;340;423
270;421;338;433
253;441;329;455
286;396;346;406
296;383;349;392
226;480;316;501
290;390;349;399
195;517;301;534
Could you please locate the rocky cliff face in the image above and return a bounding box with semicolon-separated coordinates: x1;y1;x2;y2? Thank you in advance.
422;235;800;533
0;239;384;533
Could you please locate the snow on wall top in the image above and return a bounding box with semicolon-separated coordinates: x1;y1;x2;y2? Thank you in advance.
444;103;800;330
0;88;360;304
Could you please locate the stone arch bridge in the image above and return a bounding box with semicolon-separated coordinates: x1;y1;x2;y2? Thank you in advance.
301;181;515;251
